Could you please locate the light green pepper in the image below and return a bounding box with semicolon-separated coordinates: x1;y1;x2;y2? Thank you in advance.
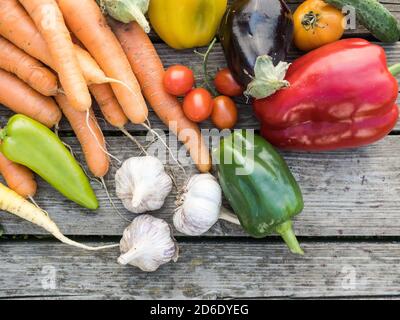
0;114;98;209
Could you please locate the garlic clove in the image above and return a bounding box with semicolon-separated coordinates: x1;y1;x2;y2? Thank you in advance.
118;215;179;272
115;156;173;214
174;174;222;236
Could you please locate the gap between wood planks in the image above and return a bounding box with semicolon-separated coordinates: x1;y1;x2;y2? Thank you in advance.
2;235;400;243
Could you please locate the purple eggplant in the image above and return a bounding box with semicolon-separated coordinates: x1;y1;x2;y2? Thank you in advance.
219;0;293;87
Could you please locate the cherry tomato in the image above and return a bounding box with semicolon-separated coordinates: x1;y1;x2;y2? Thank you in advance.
214;68;243;97
183;88;213;122
164;65;195;96
212;96;238;129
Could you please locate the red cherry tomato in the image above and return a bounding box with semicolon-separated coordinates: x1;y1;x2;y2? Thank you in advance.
163;65;195;96
214;68;243;97
183;88;213;122
212;96;238;129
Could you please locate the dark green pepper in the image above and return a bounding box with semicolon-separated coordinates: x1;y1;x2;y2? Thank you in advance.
214;130;304;254
0;114;98;210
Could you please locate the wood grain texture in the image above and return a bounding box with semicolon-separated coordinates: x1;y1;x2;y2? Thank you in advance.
0;135;399;237
0;240;399;299
1;0;400;301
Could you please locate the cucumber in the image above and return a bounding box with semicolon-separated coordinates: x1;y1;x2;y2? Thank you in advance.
326;0;399;43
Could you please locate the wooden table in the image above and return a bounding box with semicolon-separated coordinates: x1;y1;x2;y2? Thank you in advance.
1;1;400;300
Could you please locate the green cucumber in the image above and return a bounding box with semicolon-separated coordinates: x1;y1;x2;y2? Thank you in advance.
326;0;399;43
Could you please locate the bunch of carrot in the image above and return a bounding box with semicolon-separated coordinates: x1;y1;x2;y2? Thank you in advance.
0;0;211;201
0;0;212;251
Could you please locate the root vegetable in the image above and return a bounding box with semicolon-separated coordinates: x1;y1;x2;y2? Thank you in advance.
55;94;110;178
57;0;148;124
0;36;58;96
0;181;117;251
19;0;92;111
0;152;36;198
110;20;211;173
0;69;61;127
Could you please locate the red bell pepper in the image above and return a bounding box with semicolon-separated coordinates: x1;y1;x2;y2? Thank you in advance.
253;38;399;151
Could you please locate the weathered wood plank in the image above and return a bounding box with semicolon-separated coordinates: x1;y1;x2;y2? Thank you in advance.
0;42;399;132
1;241;400;299
1;135;400;237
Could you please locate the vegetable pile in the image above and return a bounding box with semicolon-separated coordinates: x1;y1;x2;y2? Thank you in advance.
0;0;398;273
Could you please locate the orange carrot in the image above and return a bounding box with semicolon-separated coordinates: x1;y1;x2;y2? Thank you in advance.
0;0;53;66
57;0;148;124
76;41;129;129
19;0;91;112
0;69;61;127
89;83;128;128
0;1;124;87
55;94;110;178
73;44;131;89
0;36;58;96
0;152;37;198
110;21;211;173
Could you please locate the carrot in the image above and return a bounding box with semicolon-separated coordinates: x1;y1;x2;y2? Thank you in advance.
0;36;57;96
0;0;53;66
0;1;117;88
0;0;125;88
19;0;91;112
0;182;118;250
55;94;110;178
0;152;37;198
110;21;212;173
0;69;61;127
89;83;128;128
57;0;148;124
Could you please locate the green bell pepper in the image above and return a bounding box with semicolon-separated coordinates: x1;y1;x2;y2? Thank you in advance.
0;114;98;210
214;130;304;254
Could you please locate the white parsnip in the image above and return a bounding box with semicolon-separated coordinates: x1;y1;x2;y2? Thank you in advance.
0;183;118;251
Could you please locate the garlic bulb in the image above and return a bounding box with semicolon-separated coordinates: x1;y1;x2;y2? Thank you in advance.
115;156;172;214
118;215;179;272
174;174;240;236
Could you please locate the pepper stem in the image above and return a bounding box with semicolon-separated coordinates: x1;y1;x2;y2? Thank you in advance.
275;220;304;255
389;63;400;76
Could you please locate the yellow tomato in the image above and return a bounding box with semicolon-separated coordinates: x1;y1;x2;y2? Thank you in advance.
293;0;345;52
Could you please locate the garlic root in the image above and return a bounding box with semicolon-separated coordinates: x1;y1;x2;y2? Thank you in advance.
220;206;241;225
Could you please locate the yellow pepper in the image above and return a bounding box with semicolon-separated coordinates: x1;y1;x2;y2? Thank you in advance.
149;0;227;50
